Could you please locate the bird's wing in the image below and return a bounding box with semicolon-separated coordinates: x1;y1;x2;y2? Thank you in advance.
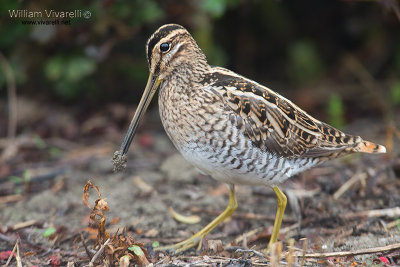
205;68;361;159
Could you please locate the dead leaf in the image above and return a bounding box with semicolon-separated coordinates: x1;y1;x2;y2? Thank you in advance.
168;206;201;224
82;180;101;208
82;181;151;266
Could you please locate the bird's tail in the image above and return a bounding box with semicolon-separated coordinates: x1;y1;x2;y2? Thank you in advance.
353;140;386;154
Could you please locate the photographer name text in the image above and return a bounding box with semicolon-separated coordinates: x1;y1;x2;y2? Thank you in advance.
9;9;84;19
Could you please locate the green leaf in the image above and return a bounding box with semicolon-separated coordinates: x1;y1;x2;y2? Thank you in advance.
43;227;56;237
9;176;23;184
23;170;31;182
128;245;144;256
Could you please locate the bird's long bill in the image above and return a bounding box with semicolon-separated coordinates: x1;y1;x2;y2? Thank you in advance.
119;72;161;155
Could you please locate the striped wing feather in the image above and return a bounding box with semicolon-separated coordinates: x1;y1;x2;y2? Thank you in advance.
206;68;362;159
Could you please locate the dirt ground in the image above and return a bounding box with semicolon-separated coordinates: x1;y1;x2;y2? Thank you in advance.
1;98;400;266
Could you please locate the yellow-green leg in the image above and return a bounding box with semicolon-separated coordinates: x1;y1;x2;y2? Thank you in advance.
267;186;287;250
155;184;237;254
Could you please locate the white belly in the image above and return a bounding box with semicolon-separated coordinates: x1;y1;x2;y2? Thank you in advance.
176;132;317;187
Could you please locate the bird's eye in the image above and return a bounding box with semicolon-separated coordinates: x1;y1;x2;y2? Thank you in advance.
160;42;170;52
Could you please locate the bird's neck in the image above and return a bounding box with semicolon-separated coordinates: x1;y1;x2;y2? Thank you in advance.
165;58;210;90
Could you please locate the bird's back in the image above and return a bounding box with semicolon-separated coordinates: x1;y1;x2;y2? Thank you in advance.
203;67;385;158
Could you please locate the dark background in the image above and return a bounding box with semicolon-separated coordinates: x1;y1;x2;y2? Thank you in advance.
1;0;399;134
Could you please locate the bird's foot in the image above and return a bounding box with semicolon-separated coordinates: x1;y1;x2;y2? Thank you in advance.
154;233;204;254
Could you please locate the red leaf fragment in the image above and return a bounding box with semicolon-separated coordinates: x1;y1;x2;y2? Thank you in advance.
48;255;61;267
138;133;154;148
0;250;13;260
379;256;390;265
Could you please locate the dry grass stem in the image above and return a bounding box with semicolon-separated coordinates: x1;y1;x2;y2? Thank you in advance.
4;240;18;266
299;242;400;258
300;238;307;267
12;219;37;230
333;172;368;199
16;241;22;267
345;207;400;219
88;238;110;266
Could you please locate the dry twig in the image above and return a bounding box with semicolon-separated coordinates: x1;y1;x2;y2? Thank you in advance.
234;227;263;245
11;219;37;231
300;238;307;267
286;238;295;267
88;238;110;267
0;194;24;205
235;248;266;259
80;232;93;259
15;240;22;267
344;207;400;219
190;207;297;223
4;240;18;267
299;242;400;258
333;172;368;199
384;218;400;230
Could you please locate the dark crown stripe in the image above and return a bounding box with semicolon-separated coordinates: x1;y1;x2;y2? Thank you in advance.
147;24;185;66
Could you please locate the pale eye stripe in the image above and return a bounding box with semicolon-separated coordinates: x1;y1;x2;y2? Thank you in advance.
164;43;182;62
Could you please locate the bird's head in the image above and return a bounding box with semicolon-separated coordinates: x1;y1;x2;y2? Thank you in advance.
146;24;207;80
117;24;207;158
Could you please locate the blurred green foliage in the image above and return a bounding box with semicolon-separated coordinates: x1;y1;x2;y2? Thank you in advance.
44;55;96;99
390;82;400;106
0;0;398;126
327;93;345;129
288;40;324;85
201;0;240;18
9;170;31;185
112;0;164;26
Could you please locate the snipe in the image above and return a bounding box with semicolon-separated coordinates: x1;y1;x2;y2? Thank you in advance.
113;24;386;254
